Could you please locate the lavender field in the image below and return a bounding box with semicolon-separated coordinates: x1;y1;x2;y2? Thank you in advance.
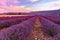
0;15;60;40
0;0;60;40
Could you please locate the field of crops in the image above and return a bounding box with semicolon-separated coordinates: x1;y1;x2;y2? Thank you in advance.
0;15;60;40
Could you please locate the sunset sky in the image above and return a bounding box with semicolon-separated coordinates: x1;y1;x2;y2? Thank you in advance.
0;0;60;13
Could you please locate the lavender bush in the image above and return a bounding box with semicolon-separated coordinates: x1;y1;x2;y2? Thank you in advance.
0;16;33;29
39;16;60;37
41;15;60;25
0;17;36;40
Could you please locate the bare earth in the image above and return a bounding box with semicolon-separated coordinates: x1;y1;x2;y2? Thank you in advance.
28;16;51;40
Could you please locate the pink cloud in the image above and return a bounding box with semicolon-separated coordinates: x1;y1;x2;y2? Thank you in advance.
7;6;31;12
0;8;7;13
0;0;20;6
0;6;33;13
0;0;32;13
0;0;7;6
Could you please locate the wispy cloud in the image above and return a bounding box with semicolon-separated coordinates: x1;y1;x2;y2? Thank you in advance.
7;6;31;12
0;5;32;13
0;0;7;6
30;0;60;11
0;0;60;13
0;0;32;13
30;0;39;2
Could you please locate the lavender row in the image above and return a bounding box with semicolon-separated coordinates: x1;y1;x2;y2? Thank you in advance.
0;16;33;29
0;16;33;21
0;17;36;40
40;15;60;25
39;16;60;39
